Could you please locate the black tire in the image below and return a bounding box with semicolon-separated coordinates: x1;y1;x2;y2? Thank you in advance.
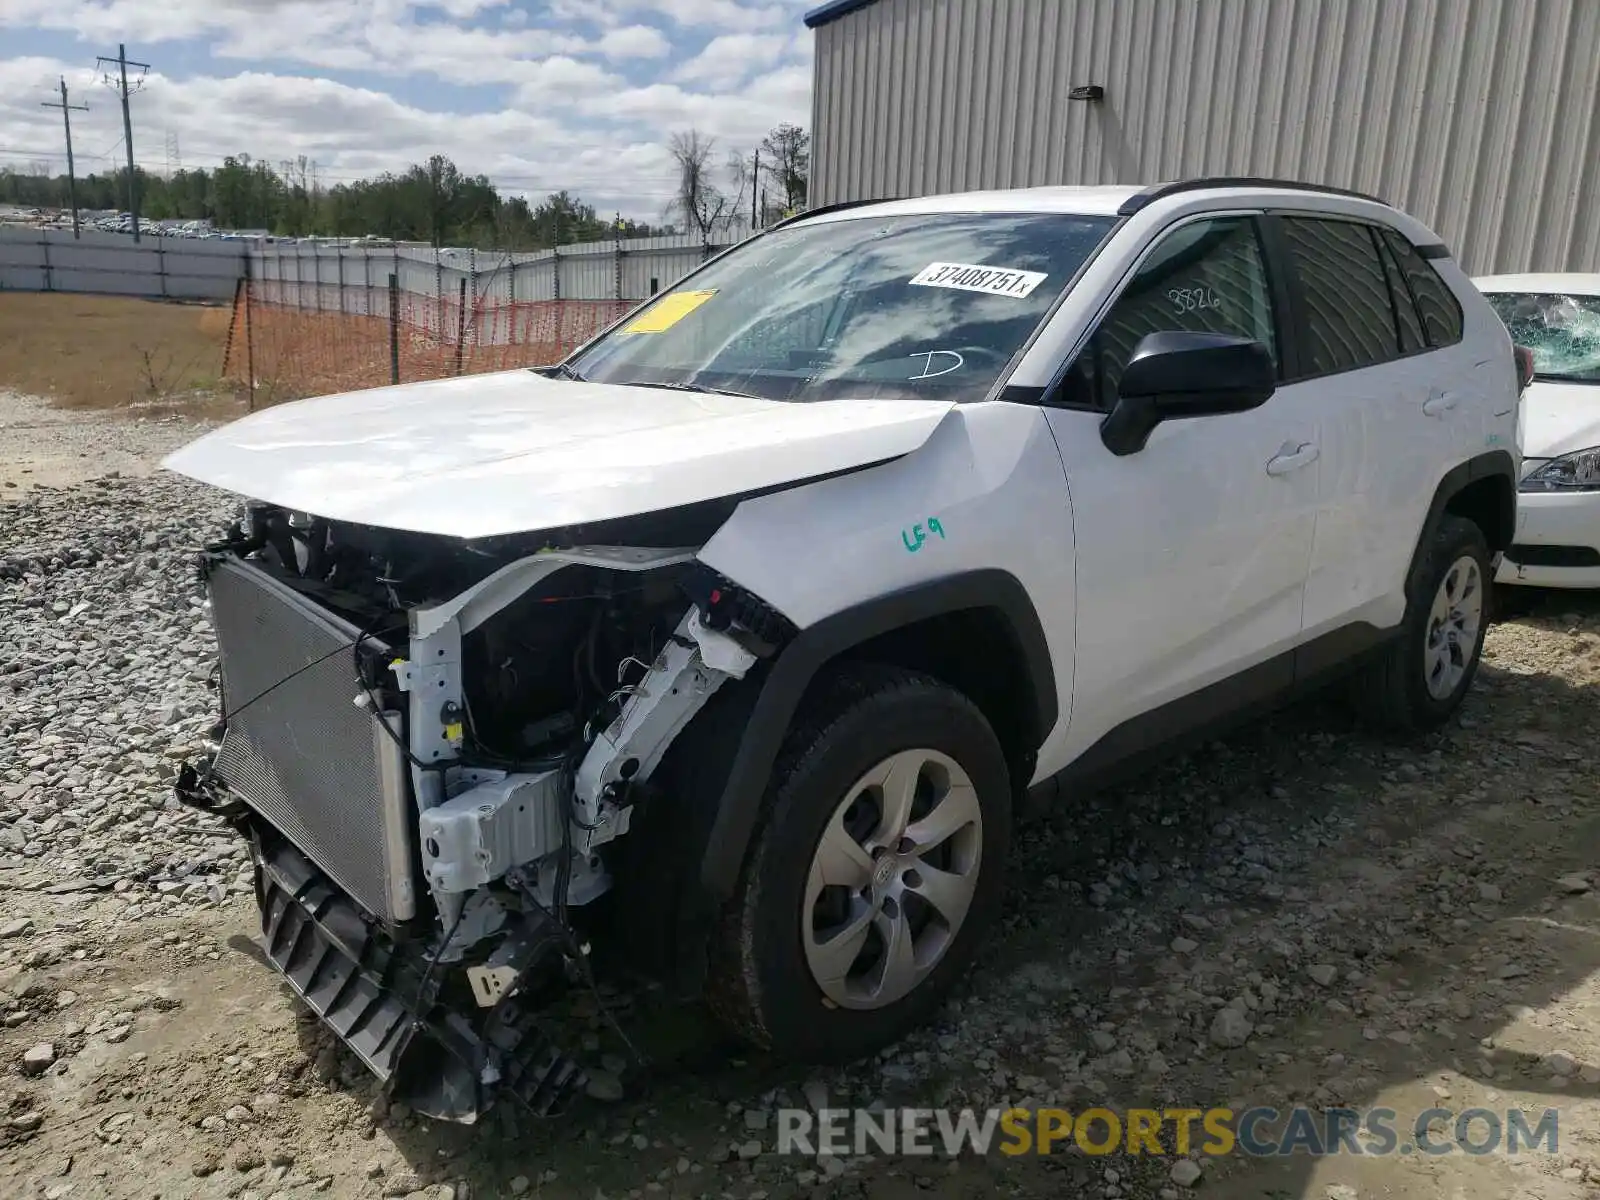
1349;514;1491;733
707;663;1012;1064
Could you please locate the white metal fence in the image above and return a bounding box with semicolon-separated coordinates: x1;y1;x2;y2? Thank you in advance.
0;224;755;320
243;231;746;338
0;226;247;300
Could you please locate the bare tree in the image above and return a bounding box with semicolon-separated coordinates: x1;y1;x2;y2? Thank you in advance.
667;129;728;240
725;147;754;228
760;122;810;212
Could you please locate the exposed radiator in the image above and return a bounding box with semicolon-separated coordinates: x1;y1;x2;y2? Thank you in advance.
206;557;417;922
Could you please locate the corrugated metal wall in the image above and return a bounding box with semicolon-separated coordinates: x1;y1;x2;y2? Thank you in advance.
809;0;1600;274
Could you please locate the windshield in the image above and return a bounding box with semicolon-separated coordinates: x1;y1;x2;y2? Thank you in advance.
567;211;1118;403
1484;291;1600;383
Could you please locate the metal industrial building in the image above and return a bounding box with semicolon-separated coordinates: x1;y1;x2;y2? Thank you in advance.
802;0;1600;274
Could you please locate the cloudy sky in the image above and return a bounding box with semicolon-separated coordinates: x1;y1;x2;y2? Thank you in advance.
0;0;819;219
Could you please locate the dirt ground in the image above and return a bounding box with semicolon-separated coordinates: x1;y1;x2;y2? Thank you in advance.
0;294;236;412
3;396;1600;1200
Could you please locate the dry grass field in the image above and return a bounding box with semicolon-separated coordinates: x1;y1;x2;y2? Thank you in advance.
0;292;238;415
0;289;623;414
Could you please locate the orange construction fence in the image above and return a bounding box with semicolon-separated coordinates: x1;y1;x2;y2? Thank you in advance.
221;281;633;406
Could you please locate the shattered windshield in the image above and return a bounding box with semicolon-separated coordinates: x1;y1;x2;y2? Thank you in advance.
1485;291;1600;383
567;211;1118;402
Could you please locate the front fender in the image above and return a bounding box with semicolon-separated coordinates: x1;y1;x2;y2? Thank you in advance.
693;402;1078;897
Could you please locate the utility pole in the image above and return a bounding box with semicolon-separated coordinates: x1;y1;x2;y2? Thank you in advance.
614;211;623;302
41;78;89;239
96;43;151;242
751;148;760;229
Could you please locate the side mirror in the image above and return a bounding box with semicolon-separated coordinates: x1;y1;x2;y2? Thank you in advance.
1100;330;1277;456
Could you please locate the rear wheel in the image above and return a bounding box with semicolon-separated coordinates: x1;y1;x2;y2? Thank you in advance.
1349;514;1490;732
707;665;1012;1063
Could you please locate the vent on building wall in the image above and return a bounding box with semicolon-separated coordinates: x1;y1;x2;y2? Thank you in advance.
1069;85;1106;101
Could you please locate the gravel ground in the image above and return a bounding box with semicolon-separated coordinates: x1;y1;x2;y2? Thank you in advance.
4;392;1600;1200
0;389;240;495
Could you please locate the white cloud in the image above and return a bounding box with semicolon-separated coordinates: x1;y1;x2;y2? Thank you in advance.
219;13;600;85
541;0;622;26
596;24;672;60
583;64;811;141
429;0;510;16
0;0;819;220
673;32;790;88
510;56;626;106
611;0;792;31
0;0;355;45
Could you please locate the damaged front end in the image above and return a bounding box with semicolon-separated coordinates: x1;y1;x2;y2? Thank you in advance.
173;500;789;1123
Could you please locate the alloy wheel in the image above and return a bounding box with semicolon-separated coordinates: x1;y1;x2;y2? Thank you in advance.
800;748;983;1010
1424;554;1484;700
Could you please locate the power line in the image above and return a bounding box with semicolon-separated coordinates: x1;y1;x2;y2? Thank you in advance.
0;150;89;165
39;78;90;238
95;43;151;240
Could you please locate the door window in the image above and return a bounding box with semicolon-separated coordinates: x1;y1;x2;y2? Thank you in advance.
1059;216;1278;409
1381;228;1464;348
1280;216;1405;377
1376;232;1427;355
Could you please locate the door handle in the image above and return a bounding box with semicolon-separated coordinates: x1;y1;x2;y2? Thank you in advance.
1423;391;1460;416
1266;442;1319;476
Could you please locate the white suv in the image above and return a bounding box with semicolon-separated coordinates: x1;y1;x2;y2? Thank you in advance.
163;177;1521;1122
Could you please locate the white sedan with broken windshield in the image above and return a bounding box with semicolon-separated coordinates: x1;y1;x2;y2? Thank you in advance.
1476;273;1600;589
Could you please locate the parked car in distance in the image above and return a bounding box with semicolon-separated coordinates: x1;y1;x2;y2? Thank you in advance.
160;177;1521;1124
1475;274;1600;589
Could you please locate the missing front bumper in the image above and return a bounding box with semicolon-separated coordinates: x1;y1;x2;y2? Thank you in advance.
176;752;594;1125
256;833;589;1122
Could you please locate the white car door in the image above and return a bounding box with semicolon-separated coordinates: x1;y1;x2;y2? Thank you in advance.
1041;213;1321;769
1272;215;1486;639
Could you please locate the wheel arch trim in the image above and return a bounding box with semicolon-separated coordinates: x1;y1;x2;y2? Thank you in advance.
698;568;1056;899
1406;449;1517;595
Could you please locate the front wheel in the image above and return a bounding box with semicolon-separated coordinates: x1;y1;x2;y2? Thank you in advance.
1349;514;1491;732
707;666;1012;1064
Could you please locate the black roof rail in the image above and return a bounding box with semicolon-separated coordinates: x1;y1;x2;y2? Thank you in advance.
1117;177;1387;216
766;196;900;231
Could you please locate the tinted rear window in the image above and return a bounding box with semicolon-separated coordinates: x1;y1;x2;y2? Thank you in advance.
1383;229;1464;347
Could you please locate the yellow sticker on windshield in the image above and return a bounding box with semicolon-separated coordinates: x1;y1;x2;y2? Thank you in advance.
624;289;717;333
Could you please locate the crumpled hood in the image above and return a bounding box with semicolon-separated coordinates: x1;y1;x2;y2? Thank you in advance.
162;369;954;538
1522;380;1600;462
